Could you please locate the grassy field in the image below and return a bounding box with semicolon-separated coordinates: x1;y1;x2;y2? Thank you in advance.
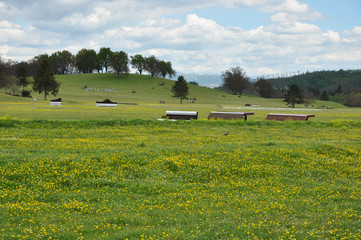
0;119;360;239
1;73;360;121
0;73;361;239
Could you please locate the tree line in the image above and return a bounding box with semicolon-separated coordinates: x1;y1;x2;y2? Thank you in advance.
219;66;361;107
219;66;276;98
219;66;305;108
266;69;361;107
0;48;176;98
0;47;176;84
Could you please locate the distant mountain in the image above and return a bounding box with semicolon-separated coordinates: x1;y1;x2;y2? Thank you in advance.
176;73;222;88
267;69;361;94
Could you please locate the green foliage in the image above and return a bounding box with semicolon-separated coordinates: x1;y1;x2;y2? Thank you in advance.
159;60;176;79
320;90;329;101
32;59;61;100
130;54;146;75
345;92;361;107
21;89;31;97
283;84;304;108
16;66;28;89
145;55;160;78
254;78;274;98
49;50;73;74
268;69;361;95
97;47;112;73
171;75;189;104
109;51;129;78
222;66;250;95
75;48;97;73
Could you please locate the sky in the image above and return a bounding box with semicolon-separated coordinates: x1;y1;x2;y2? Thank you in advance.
0;0;360;77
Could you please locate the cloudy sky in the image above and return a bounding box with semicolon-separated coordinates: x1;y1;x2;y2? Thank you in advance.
0;0;360;77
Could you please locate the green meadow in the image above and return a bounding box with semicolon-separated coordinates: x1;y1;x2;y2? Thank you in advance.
0;73;361;239
1;73;360;121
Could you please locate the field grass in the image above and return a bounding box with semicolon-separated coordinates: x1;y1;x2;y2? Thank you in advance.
0;119;360;239
2;73;360;122
0;73;360;239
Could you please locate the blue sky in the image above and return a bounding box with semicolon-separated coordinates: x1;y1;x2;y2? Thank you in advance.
305;0;361;31
0;0;360;79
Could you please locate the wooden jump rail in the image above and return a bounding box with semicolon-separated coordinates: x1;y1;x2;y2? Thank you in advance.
162;111;198;120
208;111;254;121
265;113;315;121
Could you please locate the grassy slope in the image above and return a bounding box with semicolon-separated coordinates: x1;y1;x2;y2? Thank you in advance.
0;73;360;121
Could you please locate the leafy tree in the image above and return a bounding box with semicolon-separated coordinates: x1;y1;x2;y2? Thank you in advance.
145;55;160;78
130;54;146;74
16;66;29;90
283;84;304;108
159;60;176;79
221;66;250;95
0;58;9;88
171;75;189;104
0;58;15;91
97;47;112;73
47;51;73;74
109;51;129;78
75;48;97;73
320;90;329;101
254;78;274;98
58;50;74;74
33;59;61;100
346;92;361;107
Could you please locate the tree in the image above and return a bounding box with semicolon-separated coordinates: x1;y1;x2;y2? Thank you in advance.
109;51;129;78
254;78;274;98
33;59;61;100
0;58;10;88
145;55;160;78
75;48;97;73
130;54;146;75
283;84;304;108
16;65;29;90
221;66;250;95
171;75;189;104
346;92;361;107
58;50;74;74
97;47;112;73
0;58;15;92
159;60;176;79
320;90;329;101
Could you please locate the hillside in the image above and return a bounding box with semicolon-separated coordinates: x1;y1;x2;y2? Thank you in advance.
1;72;357;121
13;73;290;107
267;69;361;94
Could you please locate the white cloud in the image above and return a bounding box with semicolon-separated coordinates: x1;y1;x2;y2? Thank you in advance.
268;0;323;22
68;7;112;30
0;0;360;76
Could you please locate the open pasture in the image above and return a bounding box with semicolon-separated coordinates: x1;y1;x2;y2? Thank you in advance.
0;119;360;239
2;73;359;122
0;98;361;122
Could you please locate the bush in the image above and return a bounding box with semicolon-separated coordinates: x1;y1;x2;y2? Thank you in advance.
21;90;31;97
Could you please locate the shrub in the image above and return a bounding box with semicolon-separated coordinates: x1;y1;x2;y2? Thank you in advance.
21;90;31;97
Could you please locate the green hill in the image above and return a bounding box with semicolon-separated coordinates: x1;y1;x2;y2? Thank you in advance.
1;73;358;121
267;69;361;94
11;73;290;106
